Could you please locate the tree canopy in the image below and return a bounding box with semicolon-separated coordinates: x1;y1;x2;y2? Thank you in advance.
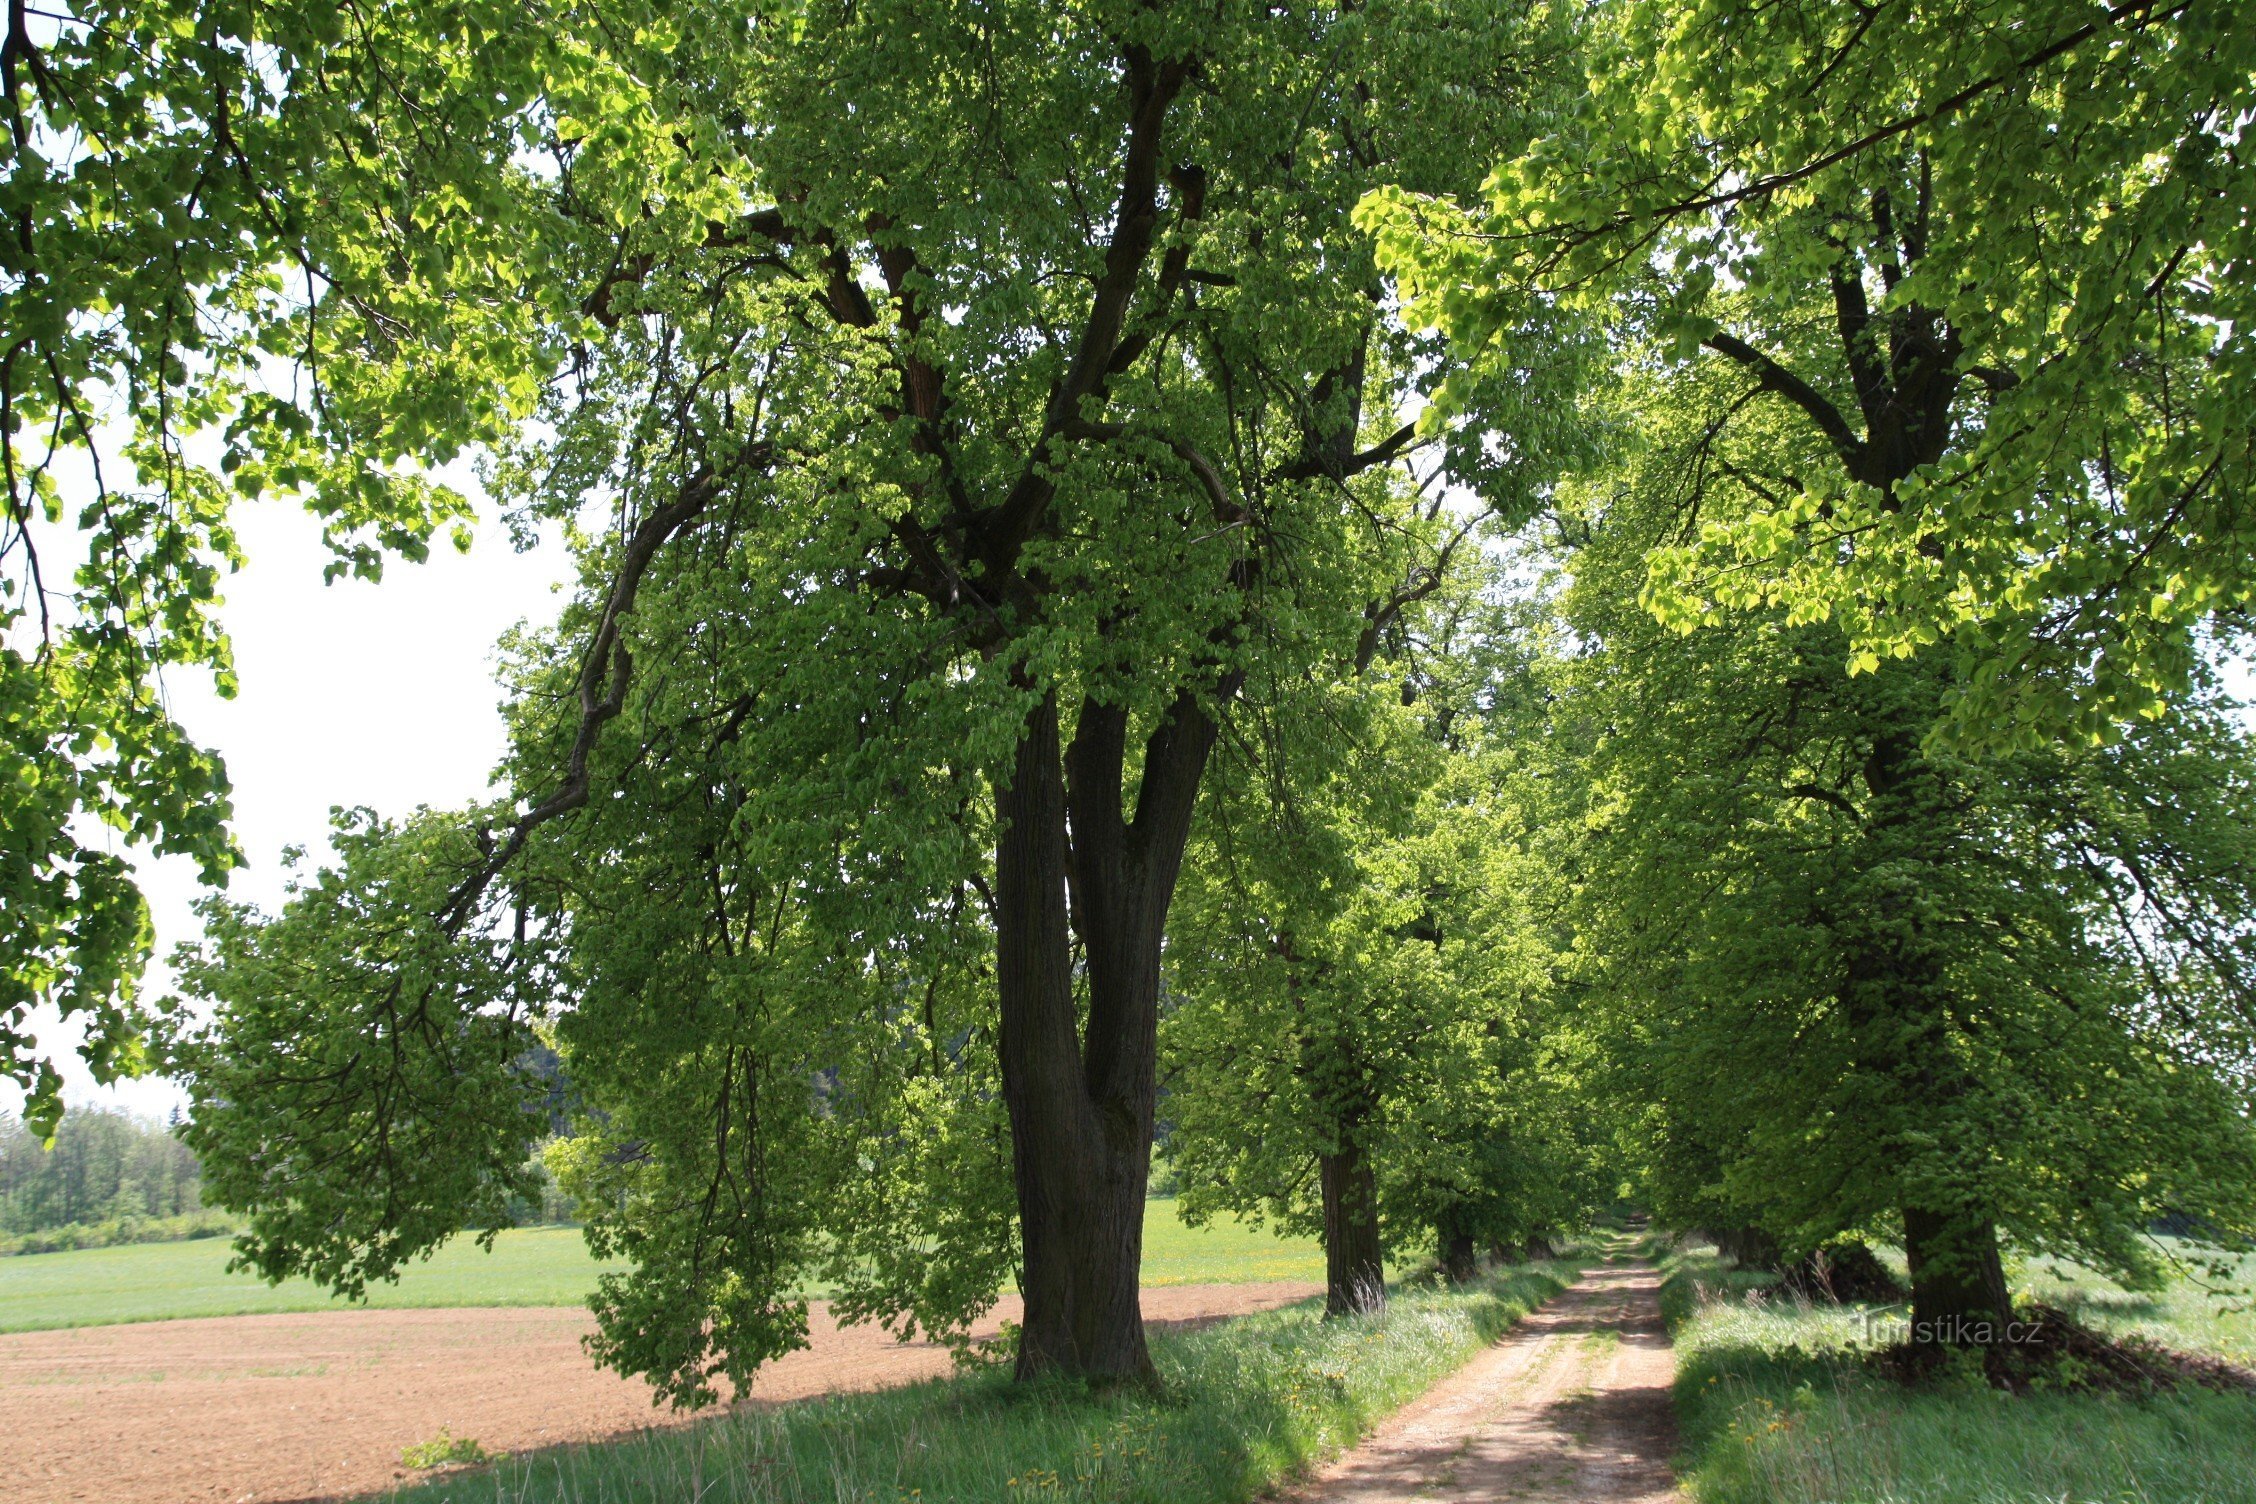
8;0;2253;1399
1547;353;2256;1330
1366;0;2256;1330
1364;0;2256;745
1162;544;1604;1312
1;0;563;1134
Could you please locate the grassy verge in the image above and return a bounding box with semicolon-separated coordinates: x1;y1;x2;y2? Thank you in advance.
389;1256;1581;1504
1659;1241;2256;1504
0;1201;1323;1333
2019;1247;2256;1369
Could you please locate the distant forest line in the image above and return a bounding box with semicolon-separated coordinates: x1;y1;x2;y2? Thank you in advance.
0;1110;574;1255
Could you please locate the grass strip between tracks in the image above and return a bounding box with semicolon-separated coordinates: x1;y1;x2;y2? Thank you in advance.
388;1255;1581;1504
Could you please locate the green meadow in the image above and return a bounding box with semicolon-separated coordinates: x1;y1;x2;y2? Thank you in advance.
0;1199;1322;1334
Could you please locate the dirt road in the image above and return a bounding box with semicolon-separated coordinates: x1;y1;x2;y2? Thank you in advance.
1286;1258;1682;1503
0;1281;1318;1504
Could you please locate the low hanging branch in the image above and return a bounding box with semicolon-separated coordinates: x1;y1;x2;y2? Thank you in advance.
441;452;765;930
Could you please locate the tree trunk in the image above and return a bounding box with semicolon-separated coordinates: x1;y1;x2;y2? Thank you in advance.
1785;1241;1905;1304
1438;1223;1479;1284
1712;1225;1782;1270
993;686;1226;1383
1903;1207;2011;1345
1320;1145;1386;1316
1850;719;2011;1348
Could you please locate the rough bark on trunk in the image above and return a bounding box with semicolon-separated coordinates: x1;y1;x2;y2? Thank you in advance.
993;687;1225;1383
1320;1145;1386;1317
1438;1224;1479;1285
1904;1207;2011;1345
1785;1241;1906;1304
1852;723;2011;1348
1712;1225;1783;1270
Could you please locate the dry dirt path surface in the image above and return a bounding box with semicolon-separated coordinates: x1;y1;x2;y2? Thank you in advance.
0;1280;1317;1504
1285;1258;1682;1504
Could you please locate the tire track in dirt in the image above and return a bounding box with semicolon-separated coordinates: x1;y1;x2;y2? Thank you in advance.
1284;1255;1681;1503
0;1281;1318;1504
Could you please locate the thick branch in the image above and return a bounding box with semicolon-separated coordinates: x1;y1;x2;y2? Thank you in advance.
1059;418;1243;527
1963;365;2020;394
1128;671;1245;870
976;47;1191;581
1064;697;1132;946
1828;259;1889;432
1103;161;1208;380
1788;781;1864;820
1272;421;1419;484
1703;332;1866;470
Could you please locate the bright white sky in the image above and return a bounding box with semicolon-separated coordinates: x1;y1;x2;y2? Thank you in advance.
7;494;571;1122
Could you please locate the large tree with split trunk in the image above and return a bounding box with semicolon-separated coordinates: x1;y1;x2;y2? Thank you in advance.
165;0;1583;1398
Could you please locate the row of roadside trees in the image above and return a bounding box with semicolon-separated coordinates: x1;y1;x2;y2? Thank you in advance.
3;0;2250;1403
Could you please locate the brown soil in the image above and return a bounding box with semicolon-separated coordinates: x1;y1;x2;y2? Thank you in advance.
1282;1259;1682;1504
0;1281;1317;1504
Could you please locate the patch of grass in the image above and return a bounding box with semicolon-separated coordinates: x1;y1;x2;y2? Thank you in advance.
1660;1240;2256;1504
406;1432;509;1471
2020;1244;2256;1369
1;1203;1321;1333
1653;1239;1776;1332
384;1254;1579;1504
